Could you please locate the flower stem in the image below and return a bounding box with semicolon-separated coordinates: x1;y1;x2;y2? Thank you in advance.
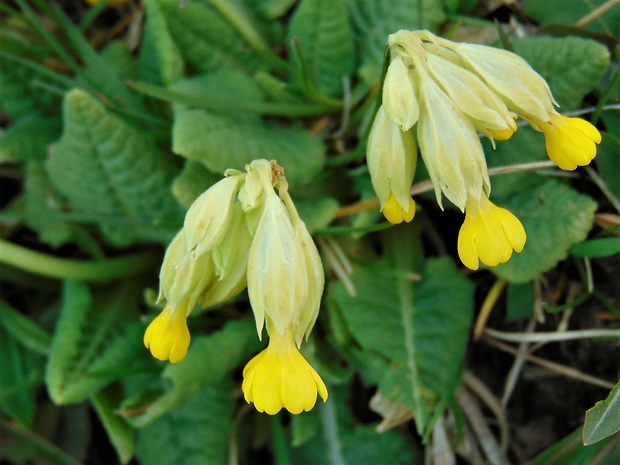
270;416;292;465
0;239;160;281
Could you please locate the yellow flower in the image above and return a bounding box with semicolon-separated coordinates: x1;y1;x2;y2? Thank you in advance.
535;113;602;171
382;193;415;224
458;193;526;270
242;323;328;415
143;304;191;364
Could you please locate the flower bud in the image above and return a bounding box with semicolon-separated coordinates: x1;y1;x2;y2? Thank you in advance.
367;105;417;213
184;174;245;257
383;56;420;131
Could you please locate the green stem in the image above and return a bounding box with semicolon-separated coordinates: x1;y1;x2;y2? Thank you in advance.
0;418;83;465
209;0;269;51
127;80;341;116
0;240;161;281
270;415;292;465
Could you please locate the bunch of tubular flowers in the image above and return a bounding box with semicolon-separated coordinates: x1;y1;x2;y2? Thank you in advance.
367;29;601;270
143;159;328;415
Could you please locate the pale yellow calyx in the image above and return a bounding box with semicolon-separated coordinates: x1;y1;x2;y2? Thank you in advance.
366;105;417;213
183;174;244;257
417;75;489;211
453;42;555;123
535;113;601;171
382;193;415;224
457;194;526;270
143;305;191;364
383;56;419;131
247;194;308;337
242;324;328;415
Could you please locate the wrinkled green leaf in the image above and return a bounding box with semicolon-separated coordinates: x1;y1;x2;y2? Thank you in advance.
330;248;473;434
347;0;446;83
288;0;355;96
512;36;610;111
0;115;61;162
523;0;620;34
91;387;135;464
48;89;182;246
294;386;420;464
131;319;260;426
154;0;264;74
493;179;597;283
171;161;221;209
0;327;43;427
583;380;620;445
0;300;52;355
140;0;184;86
46;281;144;404
172;108;325;186
0;51;63;120
24;160;75;248
136;380;234;465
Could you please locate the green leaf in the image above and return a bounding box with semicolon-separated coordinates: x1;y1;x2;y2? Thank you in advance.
91;387;135;464
330;249;473;434
171;161;221;209
522;0;620;34
293;386;420;465
48;88;182;246
529;426;620;465
595;132;620;202
140;0;185;86
131;319;261;426
493;179;597;283
512;36;610;111
0;326;43;427
347;0;446;83
0;300;52;355
154;0;264;74
583;380;620;445
0;51;63;120
0;115;61;162
172;109;325;186
288;0;355;96
24;161;75;248
483;126;548;198
571;237;620;258
100;41;137;82
506;282;534;321
136;380;234;465
45;281;145;405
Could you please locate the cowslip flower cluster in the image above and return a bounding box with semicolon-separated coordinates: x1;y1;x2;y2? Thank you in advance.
367;29;601;270
144;159;328;414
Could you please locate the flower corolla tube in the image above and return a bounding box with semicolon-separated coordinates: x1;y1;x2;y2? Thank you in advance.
144;160;327;414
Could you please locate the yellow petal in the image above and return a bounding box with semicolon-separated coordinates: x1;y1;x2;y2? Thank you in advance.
382;193;416;224
540;113;601;171
241;329;328;415
143;306;191;364
458;195;526;270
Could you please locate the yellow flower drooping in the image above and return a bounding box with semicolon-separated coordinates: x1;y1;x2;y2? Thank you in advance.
143;159;327;413
143;304;190;364
536;113;602;171
458;193;527;270
242;322;328;415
